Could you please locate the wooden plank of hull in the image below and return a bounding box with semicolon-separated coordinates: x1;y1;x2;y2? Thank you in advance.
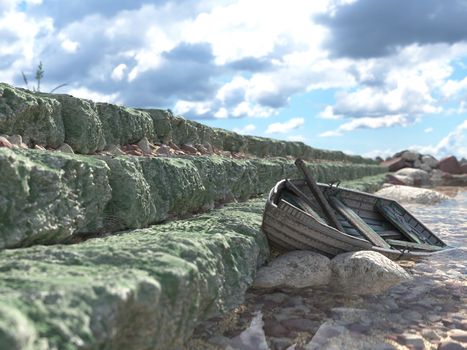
328;196;391;248
375;200;422;244
264;201;372;252
386;239;445;251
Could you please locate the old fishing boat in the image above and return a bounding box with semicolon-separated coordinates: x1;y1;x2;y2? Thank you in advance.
262;159;450;260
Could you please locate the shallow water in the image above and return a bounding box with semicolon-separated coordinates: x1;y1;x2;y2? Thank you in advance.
187;188;467;350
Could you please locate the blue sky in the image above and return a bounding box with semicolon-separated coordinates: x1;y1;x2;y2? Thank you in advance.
1;0;466;159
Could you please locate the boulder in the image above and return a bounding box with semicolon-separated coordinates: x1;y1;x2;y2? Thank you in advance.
374;185;449;204
137;137;152;155
439;173;467;186
421;155;438;168
394;168;430;186
252;251;331;289
401;150;420;162
103;144;125;156
380;157;410;172
330;251;411;294
438;156;461;174
460;163;467;174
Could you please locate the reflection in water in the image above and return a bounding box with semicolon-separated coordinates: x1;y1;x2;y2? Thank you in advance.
187;188;467;350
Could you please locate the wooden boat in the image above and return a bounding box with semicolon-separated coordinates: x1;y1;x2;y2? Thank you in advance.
262;178;450;260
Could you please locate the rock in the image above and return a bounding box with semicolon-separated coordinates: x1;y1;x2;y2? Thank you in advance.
194;143;208;154
421;155;438;168
57;143;74;154
0;136;13;149
438;340;465;350
394;168;430;186
0;83;65;148
402;150;420;162
137;137;152;155
181;143;198;154
330;251;411;294
8;134;22;147
460;163;467;174
420;163;432;172
385;174;409;186
34;145;45;151
374;185;449;204
252;251;331;289
413;159;422;168
400;333;425;347
448;329;467;342
380;157;410;172
226;312;269;350
156;144;171;156
0;304;36;350
104;144;125;156
438;156;462;174
281;318;318;332
437;173;467;186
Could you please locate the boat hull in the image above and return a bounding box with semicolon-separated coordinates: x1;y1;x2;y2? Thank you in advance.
261;179;450;260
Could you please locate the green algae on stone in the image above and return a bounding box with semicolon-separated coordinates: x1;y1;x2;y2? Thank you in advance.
0;148;111;249
96;103;155;146
340;173;388;193
0;198;269;350
52;94;106;154
0;83;64;148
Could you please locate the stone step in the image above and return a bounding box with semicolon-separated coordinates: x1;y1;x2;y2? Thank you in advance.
0;147;386;249
0;83;376;164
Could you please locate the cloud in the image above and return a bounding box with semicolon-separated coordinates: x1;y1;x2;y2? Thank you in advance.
318;0;467;58
411;120;467;158
266;117;304;134
319;114;412;137
233;123;256;134
424;127;434;133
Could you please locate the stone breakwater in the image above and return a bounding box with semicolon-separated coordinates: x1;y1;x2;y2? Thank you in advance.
0;82;374;164
0;83;389;349
0;147;386;250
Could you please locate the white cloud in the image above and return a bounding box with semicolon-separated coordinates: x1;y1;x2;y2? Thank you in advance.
111;63;127;81
266;117;304;134
233;123;256;134
424;127;434;133
67;87;121;104
319;105;342;120
411;119;467;159
60;38;79;53
319;114;412;137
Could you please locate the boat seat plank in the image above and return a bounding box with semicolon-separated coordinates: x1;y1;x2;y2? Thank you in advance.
283;181;327;225
327;196;391;248
386;239;444;251
375;200;422;244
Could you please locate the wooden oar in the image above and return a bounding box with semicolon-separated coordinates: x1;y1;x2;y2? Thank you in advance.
294;158;344;232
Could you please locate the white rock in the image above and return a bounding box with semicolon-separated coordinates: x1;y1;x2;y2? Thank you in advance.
420;163;432;172
137;137;152;154
226;312;268;350
104;144;125;156
401;150;420;161
374;185;448;204
253;251;331;289
330;251;411;294
394;168;430;186
57;143;74;154
429;169;445;186
413;159;422;168
421;155;438;168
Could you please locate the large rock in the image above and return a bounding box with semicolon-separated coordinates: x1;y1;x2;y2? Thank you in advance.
0;83;64;148
374;185;449;204
380;157;410;172
438;156;462;174
401;150;420;162
330;251;411;294
0;198;269;350
421;155;438;168
0;148;111;249
252;251;331;289
461;163;467;174
394;168;430;186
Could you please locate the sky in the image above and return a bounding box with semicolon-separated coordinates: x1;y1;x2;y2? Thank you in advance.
1;0;467;159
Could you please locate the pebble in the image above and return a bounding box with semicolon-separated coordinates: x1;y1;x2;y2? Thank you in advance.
263;319;289;337
280;318;317;332
448;329;467;342
181;144;198;154
0;136;13;148
421;329;441;340
437;340;465;350
58;143;74;153
34;144;46;150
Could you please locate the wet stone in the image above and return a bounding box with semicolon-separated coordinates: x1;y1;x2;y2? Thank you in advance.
448;329;467;342
280;318;318;332
437;340;465;350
